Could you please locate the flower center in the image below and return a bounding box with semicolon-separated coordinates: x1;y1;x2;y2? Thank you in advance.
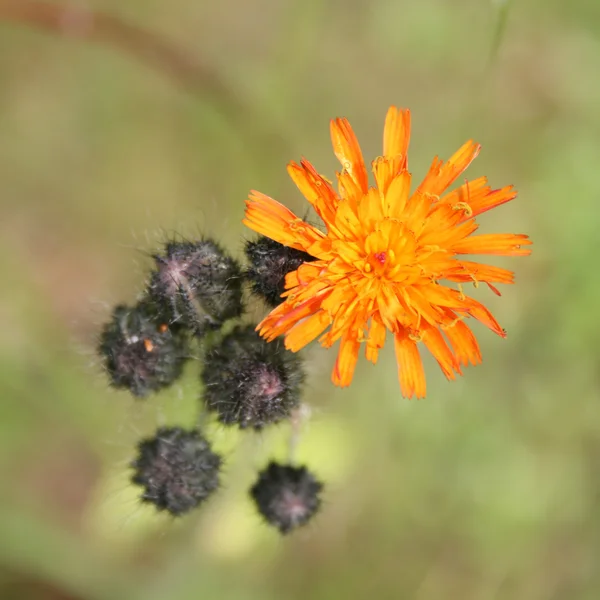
374;252;387;265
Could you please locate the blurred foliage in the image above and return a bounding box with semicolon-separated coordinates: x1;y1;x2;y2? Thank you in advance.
1;0;599;599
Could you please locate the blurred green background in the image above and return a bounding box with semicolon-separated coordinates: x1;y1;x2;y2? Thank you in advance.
1;0;599;598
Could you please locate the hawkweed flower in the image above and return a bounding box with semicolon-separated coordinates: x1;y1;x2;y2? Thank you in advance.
243;107;532;398
131;427;221;516
250;461;323;534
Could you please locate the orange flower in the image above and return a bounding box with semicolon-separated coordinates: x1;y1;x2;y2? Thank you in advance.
243;107;531;398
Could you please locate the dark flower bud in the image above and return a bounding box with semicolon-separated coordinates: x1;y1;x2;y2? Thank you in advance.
250;461;323;534
98;302;189;397
244;236;316;307
147;239;244;336
201;325;304;430
130;427;221;516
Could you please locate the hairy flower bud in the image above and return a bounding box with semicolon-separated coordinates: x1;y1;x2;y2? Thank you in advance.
98;302;188;397
131;427;221;516
244;236;315;307
201;325;304;430
250;461;323;533
147;239;244;336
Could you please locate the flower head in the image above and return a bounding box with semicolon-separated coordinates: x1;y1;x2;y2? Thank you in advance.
243;107;531;398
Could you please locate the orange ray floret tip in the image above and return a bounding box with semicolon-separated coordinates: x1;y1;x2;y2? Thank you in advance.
243;106;531;398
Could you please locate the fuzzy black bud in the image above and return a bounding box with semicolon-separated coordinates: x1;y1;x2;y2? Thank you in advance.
244;236;315;307
98;302;189;397
250;461;323;534
201;325;304;430
130;427;221;516
147;239;244;335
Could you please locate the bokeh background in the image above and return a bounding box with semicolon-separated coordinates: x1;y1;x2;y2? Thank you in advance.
1;0;599;598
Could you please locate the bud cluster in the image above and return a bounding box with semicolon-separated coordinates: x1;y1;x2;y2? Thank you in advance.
96;234;322;530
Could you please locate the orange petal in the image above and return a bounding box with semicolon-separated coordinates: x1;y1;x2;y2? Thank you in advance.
243;191;325;252
443;261;515;285
443;319;482;367
440;178;517;221
384;171;411;219
358;188;385;231
467;185;517;219
306;237;334;259
285;310;331;352
256;301;287;336
421;326;460;380
452;233;532;256
287;160;339;226
284;262;326;289
373;108;411;194
417;140;481;197
327;295;366;343
439;176;489;208
334;198;362;240
331;332;361;387
394;329;426;399
419;215;479;248
258;291;328;341
331;240;364;267
416;284;504;337
330;117;369;194
402;286;446;327
383;106;411;167
464;298;505;337
415;283;471;310
420;202;463;238
372;156;397;197
377;284;404;332
365;314;386;364
403;190;438;236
